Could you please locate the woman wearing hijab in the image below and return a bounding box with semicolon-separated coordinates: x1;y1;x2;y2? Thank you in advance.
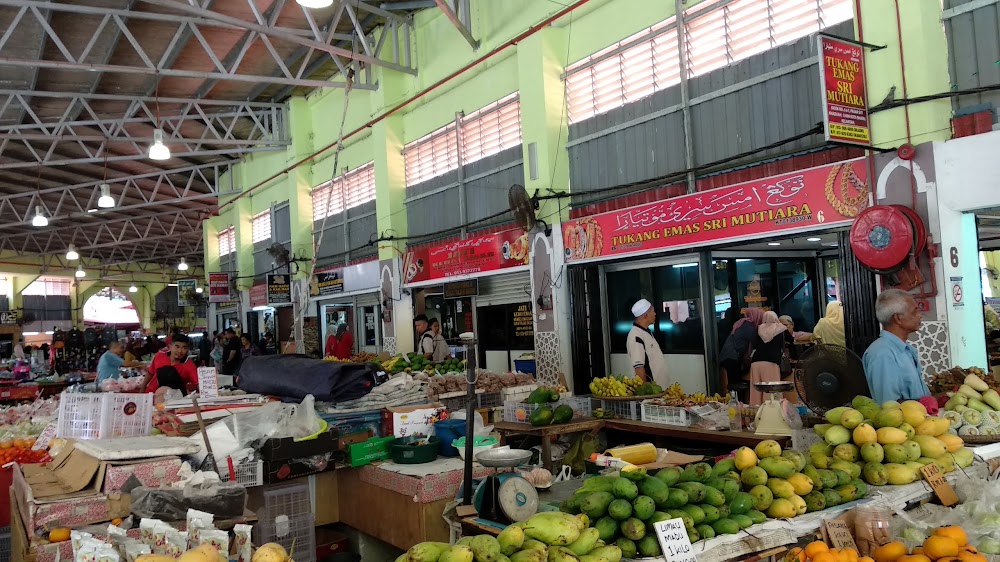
813;301;846;347
718;308;766;394
749;311;793;406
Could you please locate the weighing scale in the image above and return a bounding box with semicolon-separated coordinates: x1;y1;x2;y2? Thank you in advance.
753;380;794;437
473;448;538;524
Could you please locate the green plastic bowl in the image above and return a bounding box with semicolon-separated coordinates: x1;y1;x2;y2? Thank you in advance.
388;435;440;464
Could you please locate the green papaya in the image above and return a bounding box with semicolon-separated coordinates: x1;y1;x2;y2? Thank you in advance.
552;404;574;424
529;405;554;426
526;389;550;404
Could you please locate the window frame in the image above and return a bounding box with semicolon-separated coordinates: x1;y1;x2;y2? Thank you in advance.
251;210;272;244
312;162;376;221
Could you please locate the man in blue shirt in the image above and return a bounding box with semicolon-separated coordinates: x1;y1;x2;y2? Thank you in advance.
862;289;930;404
96;341;143;387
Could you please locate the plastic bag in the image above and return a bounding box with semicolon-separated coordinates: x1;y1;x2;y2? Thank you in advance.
564;432;599;476
448;408;493;437
130;481;246;521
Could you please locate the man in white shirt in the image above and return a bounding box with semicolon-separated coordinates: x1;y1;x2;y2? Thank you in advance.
626;299;669;387
12;338;25;361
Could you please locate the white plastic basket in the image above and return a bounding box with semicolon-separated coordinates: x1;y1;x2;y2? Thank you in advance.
221;459;265;487
501;384;537;403
640;400;691;427
502;396;592;423
56;393;152;440
256;514;316;562
56;394;104;439
595;399;642;420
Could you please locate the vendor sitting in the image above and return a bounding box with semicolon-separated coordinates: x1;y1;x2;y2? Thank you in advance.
862;289;930;404
143;334;198;394
152;365;187;406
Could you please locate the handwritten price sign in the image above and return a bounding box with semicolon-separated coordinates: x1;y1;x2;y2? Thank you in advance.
654;518;697;562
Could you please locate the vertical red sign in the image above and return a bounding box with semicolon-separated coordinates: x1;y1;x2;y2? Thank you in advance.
819;36;871;146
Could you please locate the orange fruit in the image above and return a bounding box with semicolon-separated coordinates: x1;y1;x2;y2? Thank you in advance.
913;548;925;556
786;547;806;562
813;552;840;562
874;542;909;562
925;536;960;560
958;546;978;554
48;528;70;542
957;553;986;562
897;555;932;562
842;549;860;562
861;557;876;562
934;527;968;547
806;542;832;560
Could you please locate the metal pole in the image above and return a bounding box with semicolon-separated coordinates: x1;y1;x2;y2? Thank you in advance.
675;0;696;194
462;336;478;505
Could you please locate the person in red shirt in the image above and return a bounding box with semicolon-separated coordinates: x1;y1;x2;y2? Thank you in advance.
143;334;198;393
331;323;353;360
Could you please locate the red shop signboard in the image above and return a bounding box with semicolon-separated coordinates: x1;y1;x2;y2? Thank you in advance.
819;35;871;146
402;229;530;284
562;159;869;263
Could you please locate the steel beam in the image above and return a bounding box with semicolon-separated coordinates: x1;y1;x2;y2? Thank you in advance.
434;0;478;50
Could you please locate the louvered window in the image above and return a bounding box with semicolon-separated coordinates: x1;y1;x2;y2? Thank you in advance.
313;162;376;220
218;227;235;257
404;95;523;186
565;0;851;123
461;94;522;164
251;211;271;243
22;278;71;296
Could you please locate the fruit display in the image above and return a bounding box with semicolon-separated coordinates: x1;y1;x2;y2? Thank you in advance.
561;438;859;554
589;376;662;398
785;540;871;562
929;366;995;395
812;397;973;487
527;387;563;404
0;397;58;425
397;512;622;562
867;526;986;562
424;371;535;397
939;372;1000;436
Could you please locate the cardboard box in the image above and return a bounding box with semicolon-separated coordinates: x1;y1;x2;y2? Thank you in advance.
13;443;132;534
102;456;183;493
381;403;446;438
258;427;339;462
262;454;335;484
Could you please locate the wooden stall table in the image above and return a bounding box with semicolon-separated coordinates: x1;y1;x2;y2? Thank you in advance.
604;419;791;449
337;458;495;551
493;418;605;472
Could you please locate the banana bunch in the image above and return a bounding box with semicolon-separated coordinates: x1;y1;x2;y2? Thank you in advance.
589;375;641;397
382;356;402;370
686;391;725;404
593;408;616;419
665;383;685;399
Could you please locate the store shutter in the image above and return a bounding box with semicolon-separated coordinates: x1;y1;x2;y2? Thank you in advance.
355;292;380;308
476;272;532;307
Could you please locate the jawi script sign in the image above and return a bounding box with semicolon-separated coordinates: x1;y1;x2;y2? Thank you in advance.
562;159;870;263
819;35;871;146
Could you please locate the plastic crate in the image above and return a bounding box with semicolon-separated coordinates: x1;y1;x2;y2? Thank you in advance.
100;393;153;438
262;482;312;520
594;399;642;420
437;390;483;412
56;394;104;439
221;459;265;487
256;514;316;562
501;384;537;403
478;391;503;408
503;396;592;423
640;400;691;427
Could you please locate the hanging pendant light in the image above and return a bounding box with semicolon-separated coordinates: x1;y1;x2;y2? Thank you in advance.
66;245;79;260
195;287;203;294
75;265;86;278
32;206;48;227
97;183;115;208
149;129;170;161
177;258;188;271
128;285;138;293
296;0;333;7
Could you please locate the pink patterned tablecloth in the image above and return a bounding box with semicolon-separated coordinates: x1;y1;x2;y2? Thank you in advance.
358;460;495;503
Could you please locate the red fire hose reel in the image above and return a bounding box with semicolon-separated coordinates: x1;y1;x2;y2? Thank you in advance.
849;204;929;291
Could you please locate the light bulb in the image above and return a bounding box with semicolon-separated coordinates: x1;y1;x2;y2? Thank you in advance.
195;287;203;293
31;206;48;227
177;258;188;271
97;183;115;208
75;266;85;278
149;128;171;160
66;244;79;260
128;285;138;293
296;0;333;7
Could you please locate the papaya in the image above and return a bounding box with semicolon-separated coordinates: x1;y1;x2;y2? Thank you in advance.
552;405;574;424
526;388;550;404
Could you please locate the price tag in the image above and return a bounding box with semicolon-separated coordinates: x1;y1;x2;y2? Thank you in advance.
825;519;858;551
197;367;219;399
920;464;958;506
654;518;696;562
32;422;56;451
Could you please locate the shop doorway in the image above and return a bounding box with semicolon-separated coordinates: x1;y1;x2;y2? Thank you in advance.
476;302;534;372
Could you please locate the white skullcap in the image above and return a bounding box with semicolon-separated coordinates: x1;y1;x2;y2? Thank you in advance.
631;299;652;317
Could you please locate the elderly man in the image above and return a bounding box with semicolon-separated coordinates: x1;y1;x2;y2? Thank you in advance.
96;341;143;387
626;298;669;387
862;289;930;404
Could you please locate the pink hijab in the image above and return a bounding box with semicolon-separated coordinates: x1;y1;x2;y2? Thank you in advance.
732;307;767;334
758;311;787;343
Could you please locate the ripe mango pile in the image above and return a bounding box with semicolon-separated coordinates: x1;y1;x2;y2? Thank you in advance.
812;397;973;487
396;512;622;562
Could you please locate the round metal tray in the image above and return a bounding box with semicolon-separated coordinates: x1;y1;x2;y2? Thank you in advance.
475;448;532;467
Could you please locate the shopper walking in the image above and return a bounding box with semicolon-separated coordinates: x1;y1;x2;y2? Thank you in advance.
862;289;930;404
626;298;669;387
749;311;792;406
719;307;765;395
331;323;353;360
222;329;241;378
